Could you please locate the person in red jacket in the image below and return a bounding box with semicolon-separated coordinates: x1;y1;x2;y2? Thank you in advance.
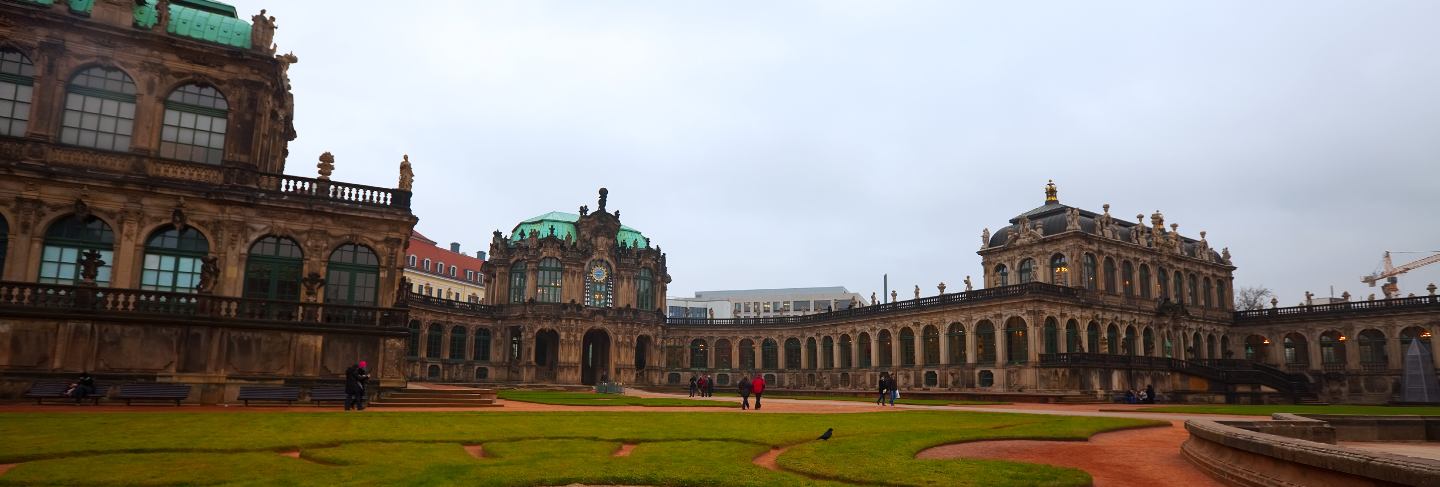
751;374;766;410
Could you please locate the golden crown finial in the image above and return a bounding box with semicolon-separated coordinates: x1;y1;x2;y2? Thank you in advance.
1044;179;1058;203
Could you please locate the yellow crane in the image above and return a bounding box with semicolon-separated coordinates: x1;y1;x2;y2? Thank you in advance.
1361;251;1440;299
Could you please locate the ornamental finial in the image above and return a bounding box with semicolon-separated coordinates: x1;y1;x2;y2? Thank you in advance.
398;154;414;191
597;187;609;213
1045;179;1058;203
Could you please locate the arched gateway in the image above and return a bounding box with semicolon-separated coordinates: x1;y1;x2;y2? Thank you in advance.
582;329;611;385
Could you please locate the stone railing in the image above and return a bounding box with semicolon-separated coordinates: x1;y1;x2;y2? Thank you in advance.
666;282;1083;328
1039;353;1312;395
268;173;409;209
0;281;407;328
1234;294;1440;324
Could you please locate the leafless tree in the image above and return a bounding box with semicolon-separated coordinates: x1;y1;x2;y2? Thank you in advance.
1235;285;1275;310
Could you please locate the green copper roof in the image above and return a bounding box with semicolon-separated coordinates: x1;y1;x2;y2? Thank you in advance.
136;0;252;49
511;211;649;248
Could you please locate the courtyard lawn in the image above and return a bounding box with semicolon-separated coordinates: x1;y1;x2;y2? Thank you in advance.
0;410;1160;486
1135;404;1440;416
763;394;1007;406
497;390;724;407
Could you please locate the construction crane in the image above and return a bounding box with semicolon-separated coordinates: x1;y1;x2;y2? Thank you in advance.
1361;251;1440;299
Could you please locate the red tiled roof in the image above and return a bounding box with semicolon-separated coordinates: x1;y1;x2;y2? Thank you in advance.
407;231;484;282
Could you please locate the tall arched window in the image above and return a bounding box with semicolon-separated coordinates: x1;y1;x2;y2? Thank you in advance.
839;334;853;368
822;336;835;369
946;324;965;364
1102;257;1116;294
1066;320;1081;352
0;49;35;137
1018;259;1035;284
1005;318;1028;364
975;321;996;365
877;330;894;367
1187;274;1198;305
1138;264;1152;298
1049;254;1069;286
536;257;562;303
899;328;916;367
426;324;442;359
39;215;115;286
159;84;228;164
1319;330;1344;367
1082;254;1097;290
406;320;420;357
1244;335;1269;363
857;333;872;368
140;226;209;292
1283;333;1307;366
784;338;802;369
61;67;136;151
1086;322;1100;354
689;339;708;369
244;236;302;301
325;244;379;306
1215;280;1227;310
715;339;732;369
1143;328;1155;356
761;338;778;369
1121;261;1134;297
1157;266;1169;298
473;328;491;361
1106;325;1120;355
1202;277;1213;308
1043;318;1058;354
1173;270;1184;301
1124;326;1137;356
805;337;818;369
584;260;613;308
449;326;467;360
922;326;940;365
739;339;756;370
508;262;526;303
636;267;655;310
1359;329;1387;366
994;264;1009;286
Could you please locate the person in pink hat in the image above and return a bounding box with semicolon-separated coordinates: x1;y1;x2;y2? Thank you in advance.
345;360;370;410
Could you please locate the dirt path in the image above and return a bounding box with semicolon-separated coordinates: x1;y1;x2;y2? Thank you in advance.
752;447;786;471
917;420;1221;487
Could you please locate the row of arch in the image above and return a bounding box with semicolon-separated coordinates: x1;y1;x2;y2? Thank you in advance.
1;49;230;165
407;321;495;362
0;212;379;304
1239;326;1433;369
992;252;1230;309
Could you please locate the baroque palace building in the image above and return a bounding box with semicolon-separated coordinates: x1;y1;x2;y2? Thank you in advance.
0;1;417;402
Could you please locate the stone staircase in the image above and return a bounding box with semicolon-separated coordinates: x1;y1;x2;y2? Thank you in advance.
369;387;499;408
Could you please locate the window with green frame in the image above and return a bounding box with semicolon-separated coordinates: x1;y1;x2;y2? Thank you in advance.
60;66;135;152
508;261;526;303
636;267;654;310
243;236;303;301
536;257;562;303
140;226;209;293
325;244;379;306
473;328;491;361
39;215;114;286
159;84;228;165
0;49;35;137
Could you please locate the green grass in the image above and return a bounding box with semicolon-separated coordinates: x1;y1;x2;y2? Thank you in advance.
0;410;1160;486
498;390;724;407
1135;404;1440;416
762;394;1006;406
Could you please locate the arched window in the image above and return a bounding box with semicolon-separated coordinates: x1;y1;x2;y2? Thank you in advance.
535;257;562;303
1359;329;1387;366
806;337;818;369
715;339;732;369
1320;331;1345;366
325;244;379;306
784;338;802;369
1157;266;1169;298
61;67;135;151
425;324;443;359
1283;333;1307;366
822;336;835;369
1018;259;1035;284
1124;326;1137;356
1082;254;1097;290
1139;264;1152;298
1190;331;1202;360
899;328;916;366
0;49;35;137
1187;273;1198;305
244;236;302;301
877;330;894;367
922;326;940;365
857;333;872;368
140;226;209;292
159;84;228;164
946;324;965;364
584;260;613;308
689;339;708;369
975;321;996;365
39;215;115;286
739;338;756;370
449;265;457;277
508;261;526;303
1050;254;1069;286
839;335;853;369
1043;318;1058;355
761;338;779;369
1207;334;1217;359
1221;336;1231;358
1215;280;1227;310
473;328;491;361
1102;257;1115;294
1173;270;1184;301
449;326;467;360
1202;277;1213;308
1143;327;1155;356
994;264;1009;286
1244;335;1269;363
1066;319;1081;352
1086;322;1100;354
1006;318;1028;364
637;267;655;310
1400;326;1432;351
436;261;444;274
422;258;431;272
407;255;416;267
406;320;421;357
1121;261;1134;297
635;335;651;369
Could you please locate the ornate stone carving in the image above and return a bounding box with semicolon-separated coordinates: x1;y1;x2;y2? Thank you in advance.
597;187;608;213
1065;207;1080;232
301;272;326;302
78;249;105;284
250;9;277;54
980;227;990;249
914;285;920;300
171;198;188;233
964;276;973;292
317;152;334;180
196;255;220;294
397;154;414;191
937;282;946;295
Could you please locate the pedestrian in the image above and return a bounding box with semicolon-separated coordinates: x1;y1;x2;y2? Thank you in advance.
705;374;715;397
876;374;890;406
698;375;707;397
344;360;370;411
889;379;899;406
1145;384;1156;404
689;374;698;397
751;374;766;410
67;371;96;404
738;375;752;410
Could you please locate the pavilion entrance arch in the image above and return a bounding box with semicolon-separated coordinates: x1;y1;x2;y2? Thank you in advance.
582;328;613;385
534;329;560;382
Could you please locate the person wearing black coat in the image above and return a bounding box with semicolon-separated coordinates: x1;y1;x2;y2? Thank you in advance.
737;376;752;410
688;375;698;397
68;371;96;403
344;361;370;411
876;375;890;406
1144;384;1156;404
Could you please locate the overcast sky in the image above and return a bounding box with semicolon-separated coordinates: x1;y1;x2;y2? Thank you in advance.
227;0;1440;304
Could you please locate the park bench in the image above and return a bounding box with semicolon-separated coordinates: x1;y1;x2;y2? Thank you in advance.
24;380;110;405
116;383;191;406
309;386;348;405
236;386;301;406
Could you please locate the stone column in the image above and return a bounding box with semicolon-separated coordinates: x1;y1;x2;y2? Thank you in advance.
1306;331;1322;371
1028;321;1041;363
1386;327;1404;371
939;330;950;366
965;324;978;365
731;338;741;371
869;332;880;369
995;325;1008;367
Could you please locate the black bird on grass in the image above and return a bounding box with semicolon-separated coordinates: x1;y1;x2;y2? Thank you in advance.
817;428;833;441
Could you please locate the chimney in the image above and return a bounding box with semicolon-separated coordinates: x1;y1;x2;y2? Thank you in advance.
476;251;487;260
449;242;461;253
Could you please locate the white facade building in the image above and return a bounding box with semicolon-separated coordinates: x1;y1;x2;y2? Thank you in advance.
667;286;869;319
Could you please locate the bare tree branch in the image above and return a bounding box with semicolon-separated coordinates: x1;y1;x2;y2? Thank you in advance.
1235;285;1275;310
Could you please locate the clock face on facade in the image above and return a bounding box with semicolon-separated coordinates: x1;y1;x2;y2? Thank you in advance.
591;266;608;282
